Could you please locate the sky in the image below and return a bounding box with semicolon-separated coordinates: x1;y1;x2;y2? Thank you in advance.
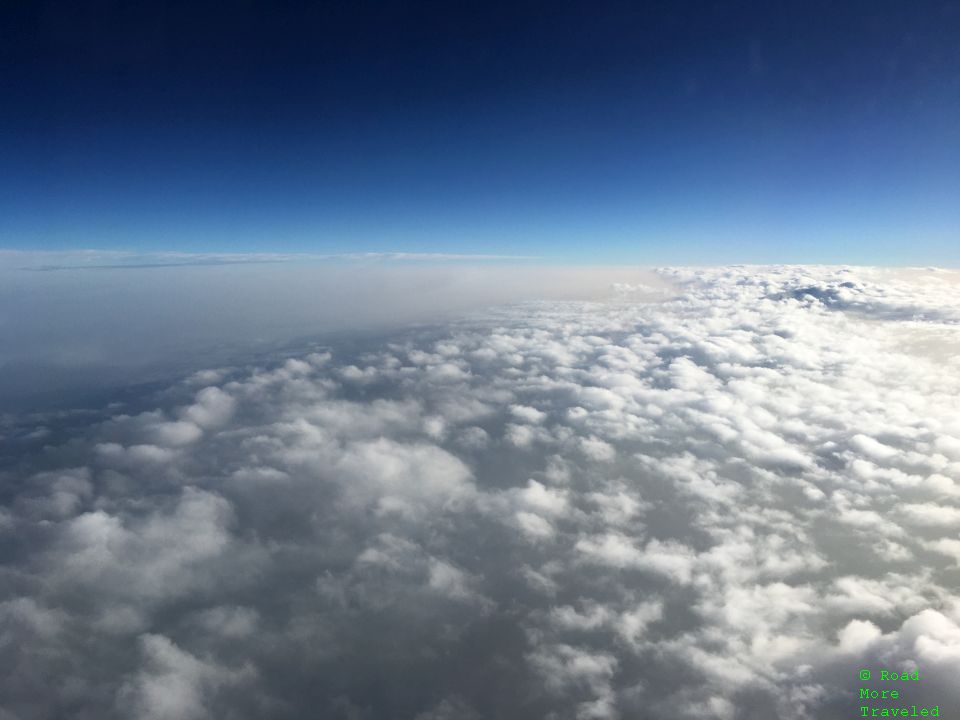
5;6;960;718
1;0;959;264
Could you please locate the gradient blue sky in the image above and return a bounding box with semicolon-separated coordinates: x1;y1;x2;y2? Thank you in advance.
2;1;958;265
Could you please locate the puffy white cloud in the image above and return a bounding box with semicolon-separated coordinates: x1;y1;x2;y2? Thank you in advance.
118;634;254;720
901;502;960;527
149;420;204;446
837;619;882;654
3;265;960;719
514;510;556;540
181;387;236;428
510;404;547;423
333;438;475;517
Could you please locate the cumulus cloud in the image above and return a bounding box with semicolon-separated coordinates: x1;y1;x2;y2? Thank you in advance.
2;265;960;719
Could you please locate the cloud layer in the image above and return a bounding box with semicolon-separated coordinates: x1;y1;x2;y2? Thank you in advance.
2;265;960;719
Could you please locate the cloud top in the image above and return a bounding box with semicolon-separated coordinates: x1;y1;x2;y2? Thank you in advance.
2;265;960;719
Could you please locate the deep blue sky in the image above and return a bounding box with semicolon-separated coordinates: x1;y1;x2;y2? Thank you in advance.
2;0;958;264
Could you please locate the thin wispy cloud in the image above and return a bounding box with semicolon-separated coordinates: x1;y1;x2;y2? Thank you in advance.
3;249;542;271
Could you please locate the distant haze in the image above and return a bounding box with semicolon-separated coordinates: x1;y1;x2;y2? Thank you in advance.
0;253;671;409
